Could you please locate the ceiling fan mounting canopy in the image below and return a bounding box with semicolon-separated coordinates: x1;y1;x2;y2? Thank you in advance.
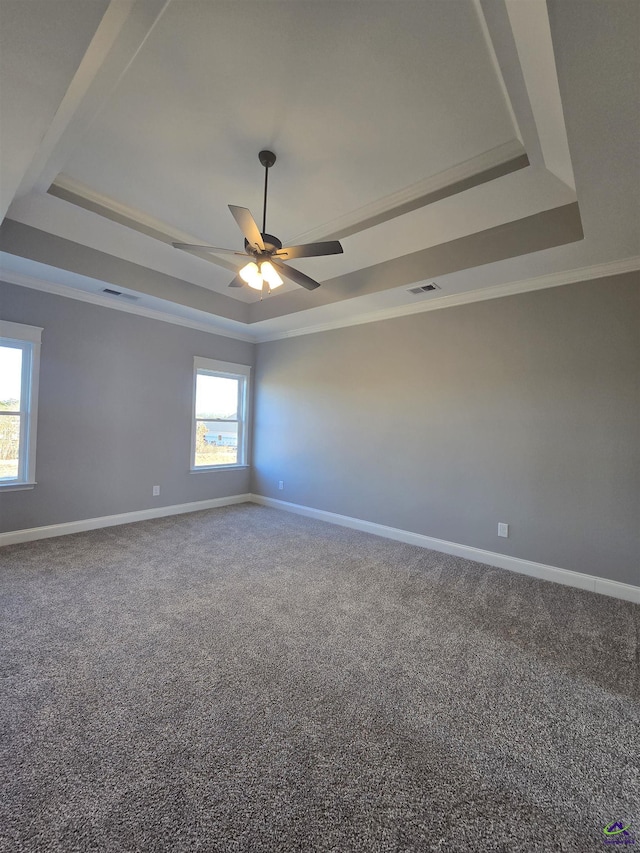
172;149;343;296
258;149;276;169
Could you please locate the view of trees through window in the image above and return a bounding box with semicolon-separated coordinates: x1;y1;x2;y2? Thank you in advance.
194;373;240;467
0;345;22;480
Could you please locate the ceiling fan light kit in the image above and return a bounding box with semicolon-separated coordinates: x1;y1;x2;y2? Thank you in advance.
172;150;343;296
239;259;283;291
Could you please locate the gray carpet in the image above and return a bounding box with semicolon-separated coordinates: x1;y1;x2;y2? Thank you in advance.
1;503;638;853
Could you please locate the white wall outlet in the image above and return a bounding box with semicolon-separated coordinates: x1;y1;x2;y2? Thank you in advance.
278;480;284;490
498;522;509;538
152;485;160;496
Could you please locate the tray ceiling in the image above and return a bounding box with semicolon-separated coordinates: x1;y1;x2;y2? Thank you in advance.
1;0;638;340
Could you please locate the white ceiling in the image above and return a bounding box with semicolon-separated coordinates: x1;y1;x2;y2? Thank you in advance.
58;0;517;240
0;0;110;218
0;0;638;341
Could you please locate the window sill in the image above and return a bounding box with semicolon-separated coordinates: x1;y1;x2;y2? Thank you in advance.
190;465;249;473
0;481;36;491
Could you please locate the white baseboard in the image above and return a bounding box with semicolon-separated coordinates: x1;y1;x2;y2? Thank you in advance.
2;493;637;604
0;494;252;547
251;495;640;605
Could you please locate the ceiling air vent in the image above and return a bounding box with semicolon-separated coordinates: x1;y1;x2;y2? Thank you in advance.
102;288;140;301
408;283;440;295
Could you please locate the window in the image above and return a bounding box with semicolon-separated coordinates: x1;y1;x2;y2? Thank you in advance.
191;357;250;470
0;321;42;490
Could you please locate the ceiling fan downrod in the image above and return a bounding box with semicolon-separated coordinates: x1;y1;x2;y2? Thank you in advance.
171;147;342;294
258;149;276;236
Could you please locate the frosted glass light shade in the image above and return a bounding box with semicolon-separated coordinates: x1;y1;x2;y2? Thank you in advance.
239;261;263;290
260;261;283;289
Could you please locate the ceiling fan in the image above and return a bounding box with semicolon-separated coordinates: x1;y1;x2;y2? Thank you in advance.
172;150;343;296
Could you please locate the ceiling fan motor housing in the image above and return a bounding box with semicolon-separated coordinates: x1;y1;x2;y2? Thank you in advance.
245;234;282;255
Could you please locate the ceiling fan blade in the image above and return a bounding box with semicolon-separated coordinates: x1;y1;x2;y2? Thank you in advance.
172;242;246;255
271;259;320;291
275;240;343;260
228;205;265;251
228;275;244;288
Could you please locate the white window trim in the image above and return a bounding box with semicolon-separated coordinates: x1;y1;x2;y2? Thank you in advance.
190;357;251;472
0;320;43;490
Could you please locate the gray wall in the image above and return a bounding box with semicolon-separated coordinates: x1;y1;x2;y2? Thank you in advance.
0;282;254;532
252;273;640;585
3;275;639;587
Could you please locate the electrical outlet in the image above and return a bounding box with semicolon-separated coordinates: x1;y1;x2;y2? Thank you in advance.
278;480;284;490
498;522;509;538
152;485;160;496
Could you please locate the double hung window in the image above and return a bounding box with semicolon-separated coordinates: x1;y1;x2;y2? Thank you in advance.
0;321;42;489
191;357;250;469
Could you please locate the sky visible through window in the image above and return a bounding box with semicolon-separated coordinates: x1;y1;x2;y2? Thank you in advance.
0;346;22;405
196;374;238;419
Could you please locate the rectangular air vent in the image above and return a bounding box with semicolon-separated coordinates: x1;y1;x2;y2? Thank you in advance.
102;288;140;301
408;283;440;295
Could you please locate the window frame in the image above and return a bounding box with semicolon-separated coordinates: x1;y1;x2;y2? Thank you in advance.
190;357;251;472
0;321;43;491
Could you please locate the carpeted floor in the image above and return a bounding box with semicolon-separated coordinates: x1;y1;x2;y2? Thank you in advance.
1;503;638;853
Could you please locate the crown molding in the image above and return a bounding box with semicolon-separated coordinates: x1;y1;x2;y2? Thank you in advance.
51;141;528;254
472;0;522;145
4;255;638;346
49;173;205;246
254;256;640;342
0;269;254;343
47;174;241;275
289;139;528;244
